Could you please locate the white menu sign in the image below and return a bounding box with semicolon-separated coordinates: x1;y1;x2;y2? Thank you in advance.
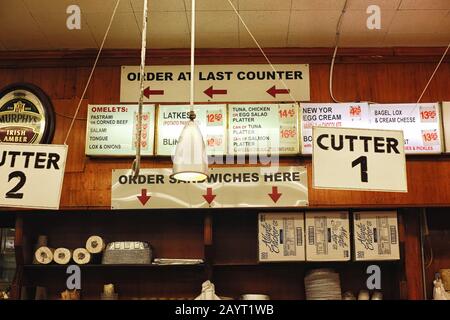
369;103;442;154
86;104;156;156
112;166;308;209
121;64;310;103
156;104;227;156
301;102;370;154
229;103;299;155
0;143;67;209
440;102;450;153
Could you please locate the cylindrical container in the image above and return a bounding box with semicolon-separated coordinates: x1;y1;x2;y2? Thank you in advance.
32;236;49;264
358;290;370;300
34;247;54;265
440;269;450;291
86;235;106;254
73;248;91;265
53;248;72;265
241;294;270;300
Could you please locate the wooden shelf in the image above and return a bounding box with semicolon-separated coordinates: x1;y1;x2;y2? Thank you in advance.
24;264;204;269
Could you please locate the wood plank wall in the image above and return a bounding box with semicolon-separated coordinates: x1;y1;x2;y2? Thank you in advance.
0;48;449;209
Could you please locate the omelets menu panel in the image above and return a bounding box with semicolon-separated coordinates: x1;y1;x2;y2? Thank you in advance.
86;104;155;156
156;104;227;156
369;103;442;154
228;103;299;155
301;103;370;154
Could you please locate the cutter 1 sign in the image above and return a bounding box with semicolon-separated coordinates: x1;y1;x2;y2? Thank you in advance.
312;127;407;192
0;143;67;209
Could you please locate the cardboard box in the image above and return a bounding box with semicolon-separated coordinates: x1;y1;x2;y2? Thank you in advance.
258;213;305;262
353;211;400;261
305;212;350;261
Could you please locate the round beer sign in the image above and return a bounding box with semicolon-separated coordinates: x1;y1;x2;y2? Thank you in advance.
0;83;55;144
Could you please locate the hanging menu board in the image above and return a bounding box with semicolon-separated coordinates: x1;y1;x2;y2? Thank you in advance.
369;103;442;154
441;102;450;153
85;104;155;156
156;104;227;156
228;103;299;155
300;102;370;154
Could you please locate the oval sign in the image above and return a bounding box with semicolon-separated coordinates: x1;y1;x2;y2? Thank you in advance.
0;83;55;144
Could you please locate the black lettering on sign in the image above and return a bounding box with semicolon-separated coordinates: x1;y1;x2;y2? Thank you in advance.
6;171;26;199
316;134;401;154
352;156;368;183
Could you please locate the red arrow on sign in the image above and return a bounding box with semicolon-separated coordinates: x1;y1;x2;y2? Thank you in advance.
268;186;282;203
203;187;216;204
204;86;227;99
137;189;151;205
144;87;164;99
266;85;290;98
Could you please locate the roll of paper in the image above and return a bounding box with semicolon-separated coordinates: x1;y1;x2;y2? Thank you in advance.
73;248;91;265
53;248;72;265
34;247;54;265
86;235;105;254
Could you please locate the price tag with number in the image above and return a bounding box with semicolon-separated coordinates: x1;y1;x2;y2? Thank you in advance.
420;105;437;123
206;109;224;126
422;129;439;146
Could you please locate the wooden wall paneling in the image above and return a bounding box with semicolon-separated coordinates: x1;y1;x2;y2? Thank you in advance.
51;99;88;173
0;52;449;209
9;215;25;300
401;209;425;300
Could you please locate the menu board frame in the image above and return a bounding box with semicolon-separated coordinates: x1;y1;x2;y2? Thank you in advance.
85;104;156;157
155;103;228;156
368;102;443;155
299;102;371;155
228;103;301;156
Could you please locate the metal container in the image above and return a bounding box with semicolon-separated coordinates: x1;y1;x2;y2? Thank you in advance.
102;241;152;264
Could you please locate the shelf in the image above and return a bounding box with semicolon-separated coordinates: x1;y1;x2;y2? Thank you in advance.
24;264;205;269
212;261;401;266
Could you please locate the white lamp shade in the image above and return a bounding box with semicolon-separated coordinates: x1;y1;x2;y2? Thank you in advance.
172;120;208;181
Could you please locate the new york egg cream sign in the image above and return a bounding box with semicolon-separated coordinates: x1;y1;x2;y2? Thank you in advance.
312;127;407;192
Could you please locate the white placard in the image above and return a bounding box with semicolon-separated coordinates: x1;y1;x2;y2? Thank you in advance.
369;103;442;154
305;211;350;261
111;166;308;209
120;64;310;103
85;104;155;156
300;102;370;154
353;211;400;261
228;103;299;155
156;104;227;156
442;102;450;153
313;126;407;192
0;143;67;209
258;213;305;262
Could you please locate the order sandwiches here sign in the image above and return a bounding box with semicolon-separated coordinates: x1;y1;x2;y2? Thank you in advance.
312;127;407;192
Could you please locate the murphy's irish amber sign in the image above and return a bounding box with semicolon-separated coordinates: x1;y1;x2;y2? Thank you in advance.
0;83;55;144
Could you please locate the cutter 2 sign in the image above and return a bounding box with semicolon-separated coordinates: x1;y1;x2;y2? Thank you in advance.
312;127;407;192
0;143;67;209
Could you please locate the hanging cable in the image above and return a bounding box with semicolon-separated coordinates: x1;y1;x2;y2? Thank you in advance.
329;0;348;103
226;0;297;104
189;0;196;119
131;0;149;177
63;0;121;145
417;42;450;103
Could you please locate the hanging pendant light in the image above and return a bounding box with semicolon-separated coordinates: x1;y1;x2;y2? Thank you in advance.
171;0;209;182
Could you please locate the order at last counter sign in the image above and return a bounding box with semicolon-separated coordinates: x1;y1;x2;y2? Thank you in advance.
312;127;407;192
0;143;67;209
